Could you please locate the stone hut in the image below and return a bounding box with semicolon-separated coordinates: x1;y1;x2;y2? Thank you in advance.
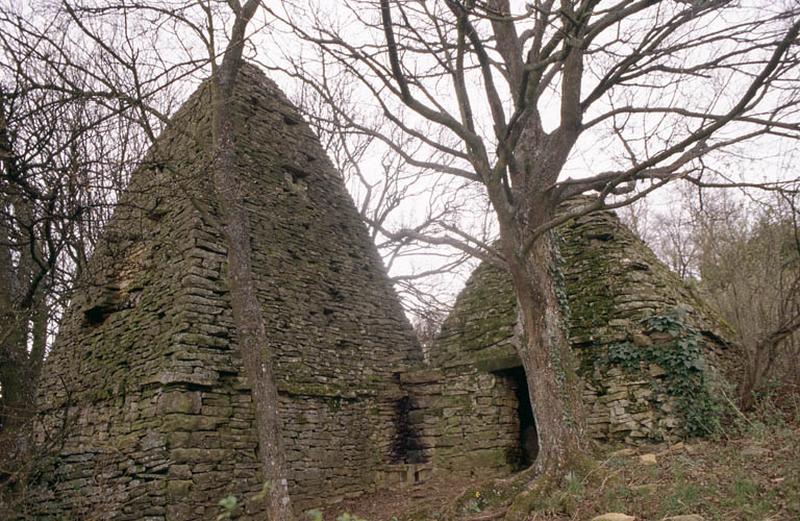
34;65;421;520
400;201;738;478
32;63;741;520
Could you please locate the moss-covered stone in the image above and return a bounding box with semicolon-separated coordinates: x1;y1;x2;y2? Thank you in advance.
33;63;421;520
411;199;741;480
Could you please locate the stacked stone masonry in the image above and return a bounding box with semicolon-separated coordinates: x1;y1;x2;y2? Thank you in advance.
33;64;420;520
404;198;739;479
33;64;739;520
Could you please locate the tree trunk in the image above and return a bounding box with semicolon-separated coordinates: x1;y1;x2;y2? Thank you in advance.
0;321;33;432
0;301;46;434
209;58;293;519
28;290;48;392
0;218;34;432
504;230;585;476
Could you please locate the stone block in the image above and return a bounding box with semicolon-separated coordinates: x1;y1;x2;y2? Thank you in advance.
170;448;228;463
166;479;193;498
158;390;202;415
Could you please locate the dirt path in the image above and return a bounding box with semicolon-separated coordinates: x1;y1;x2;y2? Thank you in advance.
326;475;484;521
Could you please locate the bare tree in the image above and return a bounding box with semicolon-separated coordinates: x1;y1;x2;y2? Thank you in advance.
288;67;483;322
0;4;158;433
4;0;800;511
633;181;800;411
650;184;702;280
205;0;294;517
688;188;800;410
263;0;800;480
54;0;295;516
1;0;294;516
0;89;51;433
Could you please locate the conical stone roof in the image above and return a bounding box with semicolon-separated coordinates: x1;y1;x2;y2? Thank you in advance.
430;200;738;444
34;64;420;520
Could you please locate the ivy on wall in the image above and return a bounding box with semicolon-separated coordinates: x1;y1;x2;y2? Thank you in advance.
606;307;723;437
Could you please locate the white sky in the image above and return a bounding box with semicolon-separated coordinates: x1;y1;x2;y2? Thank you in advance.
7;0;799;321
250;1;800;317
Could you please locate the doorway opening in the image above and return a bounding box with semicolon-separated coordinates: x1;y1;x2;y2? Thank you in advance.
496;366;538;469
390;395;426;464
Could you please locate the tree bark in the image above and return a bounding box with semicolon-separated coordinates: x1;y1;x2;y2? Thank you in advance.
504;229;585;475
210;160;293;519
0;201;38;433
0;320;33;431
207;6;293;518
491;103;586;477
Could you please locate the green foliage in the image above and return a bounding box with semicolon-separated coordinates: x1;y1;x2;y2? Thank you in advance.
658;472;701;516
606;306;723;437
250;480;272;502
216;495;238;520
336;513;368;521
552;471;586;515
305;509;324;521
459;486;508;515
551;231;572;327
462;497;482;514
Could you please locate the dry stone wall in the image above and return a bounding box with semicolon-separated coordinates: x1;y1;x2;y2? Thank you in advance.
399;369;523;478
30;63;741;519
33;64;420;520
408;200;739;476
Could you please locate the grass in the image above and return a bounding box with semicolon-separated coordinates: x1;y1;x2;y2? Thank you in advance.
525;421;800;521
318;403;800;521
336;423;798;521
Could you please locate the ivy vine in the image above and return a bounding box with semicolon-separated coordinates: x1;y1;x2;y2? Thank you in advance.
606;306;722;437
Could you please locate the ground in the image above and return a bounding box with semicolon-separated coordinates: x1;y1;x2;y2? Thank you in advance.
322;415;800;521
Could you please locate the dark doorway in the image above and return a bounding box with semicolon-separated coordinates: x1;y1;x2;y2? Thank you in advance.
390;395;427;464
497;366;538;469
